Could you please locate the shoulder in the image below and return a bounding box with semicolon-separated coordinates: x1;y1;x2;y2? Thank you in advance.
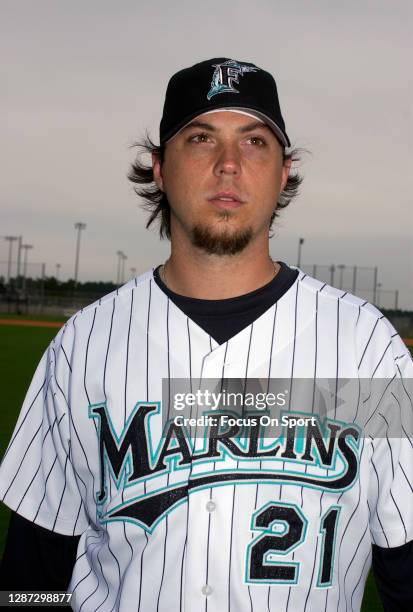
48;269;156;363
61;269;155;330
295;268;393;328
294;268;411;373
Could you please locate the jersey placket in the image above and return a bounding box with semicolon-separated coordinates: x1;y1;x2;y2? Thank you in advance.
183;336;252;611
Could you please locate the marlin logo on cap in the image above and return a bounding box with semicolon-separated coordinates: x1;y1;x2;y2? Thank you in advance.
207;59;258;100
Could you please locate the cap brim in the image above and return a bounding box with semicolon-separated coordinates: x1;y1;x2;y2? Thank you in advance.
163;105;290;147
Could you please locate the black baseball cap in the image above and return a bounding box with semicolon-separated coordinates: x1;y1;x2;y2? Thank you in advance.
159;58;290;147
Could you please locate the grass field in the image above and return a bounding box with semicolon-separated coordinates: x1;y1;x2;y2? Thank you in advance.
0;323;387;609
0;325;59;553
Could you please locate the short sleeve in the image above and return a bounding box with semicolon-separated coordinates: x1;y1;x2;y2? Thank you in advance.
0;326;89;536
368;336;413;548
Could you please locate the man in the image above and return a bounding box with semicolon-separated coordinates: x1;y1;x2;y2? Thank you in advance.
1;58;412;611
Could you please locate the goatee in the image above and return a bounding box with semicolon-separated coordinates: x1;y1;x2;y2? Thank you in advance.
191;223;253;255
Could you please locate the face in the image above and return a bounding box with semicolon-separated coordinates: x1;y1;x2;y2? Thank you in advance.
153;111;291;255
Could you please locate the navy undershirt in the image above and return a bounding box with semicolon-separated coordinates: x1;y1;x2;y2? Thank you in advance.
1;262;412;610
152;261;298;345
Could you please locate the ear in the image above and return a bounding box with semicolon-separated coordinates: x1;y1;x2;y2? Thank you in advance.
152;151;164;191
280;157;292;192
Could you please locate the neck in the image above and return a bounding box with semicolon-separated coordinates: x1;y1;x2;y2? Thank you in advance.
162;235;279;300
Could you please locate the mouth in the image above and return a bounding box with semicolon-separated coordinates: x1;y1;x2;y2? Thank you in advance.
207;192;245;210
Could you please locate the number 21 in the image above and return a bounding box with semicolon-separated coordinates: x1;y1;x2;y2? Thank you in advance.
245;502;341;587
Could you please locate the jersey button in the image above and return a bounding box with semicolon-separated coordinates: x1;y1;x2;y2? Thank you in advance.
206;501;216;512
201;585;213;596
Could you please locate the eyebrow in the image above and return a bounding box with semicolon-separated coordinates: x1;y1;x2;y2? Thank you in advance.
181;119;272;134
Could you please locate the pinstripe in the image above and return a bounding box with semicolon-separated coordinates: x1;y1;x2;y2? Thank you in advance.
71;532;105;597
83;308;97;406
70;317;99;501
370;446;390;547
73;532;101;564
389;489;407;541
315;288;345;612
343;524;369;612
390;392;413;449
333;295;344;419
302;287;322;612
157;298;171;611
395;362;413;408
1;378;47;461
243;326;254;612
3;420;44;500
52;350;90;500
378;413;395;477
103;299;116;398
137;281;153;612
350;549;371;610
227;340;238;612
94;550;111;612
52;448;71;531
61;343;72;371
181;317;196;612
124;290;134;422
378;416;407;539
280;280;299;506
399;462;413;493
96;299;121;612
363;375;396;430
371;340;392;377
265;301;278;610
14;413;62;513
78;550;103;612
336;436;365;611
116;291;135;602
9;373;63;502
303;539;319;612
32;453;59;522
80;533;111;612
73;498;84;536
357;318;380;369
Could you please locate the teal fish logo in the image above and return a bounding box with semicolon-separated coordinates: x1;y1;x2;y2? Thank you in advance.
207;59;258;100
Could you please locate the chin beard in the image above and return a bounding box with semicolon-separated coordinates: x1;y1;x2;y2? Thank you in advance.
191;222;253;255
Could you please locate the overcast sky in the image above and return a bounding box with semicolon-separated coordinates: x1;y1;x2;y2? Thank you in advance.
1;0;412;308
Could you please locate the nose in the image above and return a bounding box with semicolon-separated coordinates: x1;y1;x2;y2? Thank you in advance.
213;142;241;177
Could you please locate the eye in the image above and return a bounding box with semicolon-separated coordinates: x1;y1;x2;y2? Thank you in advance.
188;132;211;143
247;136;267;146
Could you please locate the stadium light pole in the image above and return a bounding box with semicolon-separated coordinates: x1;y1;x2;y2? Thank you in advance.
4;236;18;284
338;264;346;290
74;222;87;286
116;251;123;285
56;263;61;281
377;283;382;308
372;266;378;305
16;236;23;286
130;267;137;279
21;244;33;291
352;266;357;294
121;253;127;284
296;237;304;268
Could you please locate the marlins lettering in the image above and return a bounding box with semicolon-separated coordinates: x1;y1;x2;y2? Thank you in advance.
89;401;360;531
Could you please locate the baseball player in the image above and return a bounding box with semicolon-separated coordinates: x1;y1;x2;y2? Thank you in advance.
1;58;412;612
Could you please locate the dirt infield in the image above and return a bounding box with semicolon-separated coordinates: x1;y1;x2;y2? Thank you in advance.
1;317;412;347
0;318;63;329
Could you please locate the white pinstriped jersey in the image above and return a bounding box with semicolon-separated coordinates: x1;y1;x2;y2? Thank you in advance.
1;267;412;612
